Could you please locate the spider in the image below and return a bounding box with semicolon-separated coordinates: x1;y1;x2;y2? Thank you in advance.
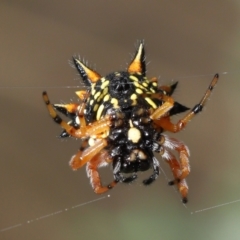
43;42;218;203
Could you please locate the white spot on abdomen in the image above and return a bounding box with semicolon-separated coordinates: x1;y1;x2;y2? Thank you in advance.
128;127;141;143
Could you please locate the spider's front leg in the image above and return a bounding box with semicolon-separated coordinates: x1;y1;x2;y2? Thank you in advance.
86;150;118;194
43;92;112;138
153;74;219;132
69;139;108;170
43;91;112;166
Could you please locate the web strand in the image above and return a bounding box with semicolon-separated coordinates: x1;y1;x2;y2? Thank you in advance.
191;199;240;214
1;69;239;232
0;70;235;89
160;163;240;214
0;195;110;233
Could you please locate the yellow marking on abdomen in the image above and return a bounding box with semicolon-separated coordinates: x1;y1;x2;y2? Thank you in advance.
130;94;137;100
130;75;139;82
101;80;110;89
96;104;105;120
103;94;110;102
150;88;156;93
145;97;157;109
94;91;101;100
93;104;99;112
111;98;119;108
136;88;143;94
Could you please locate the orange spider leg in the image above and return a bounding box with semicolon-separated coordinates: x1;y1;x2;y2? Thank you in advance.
70;139;108;170
86;150;118;194
150;95;175;120
162;134;190;181
175;143;190;180
75;90;90;127
153;116;177;132
166;156;182;180
43;92;111;138
54;90;90;128
177;179;189;204
76;102;87;127
53;102;87;128
154;74;219;132
161;148;189;203
69;139;88;170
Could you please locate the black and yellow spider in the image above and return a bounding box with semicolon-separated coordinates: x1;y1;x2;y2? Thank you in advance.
43;42;218;203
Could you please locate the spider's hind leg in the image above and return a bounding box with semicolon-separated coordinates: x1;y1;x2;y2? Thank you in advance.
162;135;190;181
154;134;189;203
162;149;189;203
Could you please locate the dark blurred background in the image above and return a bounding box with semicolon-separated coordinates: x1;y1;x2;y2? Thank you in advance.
1;1;240;239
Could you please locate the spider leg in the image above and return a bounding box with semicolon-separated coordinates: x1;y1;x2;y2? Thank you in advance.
162;134;190;181
69;139;108;170
113;159;138;183
153;74;219;132
86;151;118;194
161;148;189;203
69;140;88;170
54;102;87;128
150;95;175;120
53;102;87;138
122;175;138;183
177;179;188;204
142;156;160;185
43;92;112;138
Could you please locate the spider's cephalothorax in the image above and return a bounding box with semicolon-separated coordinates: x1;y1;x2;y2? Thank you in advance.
43;42;219;203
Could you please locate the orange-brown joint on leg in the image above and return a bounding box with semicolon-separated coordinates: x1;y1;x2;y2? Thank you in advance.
153;116;186;133
69;139;108;170
86;151;118;194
